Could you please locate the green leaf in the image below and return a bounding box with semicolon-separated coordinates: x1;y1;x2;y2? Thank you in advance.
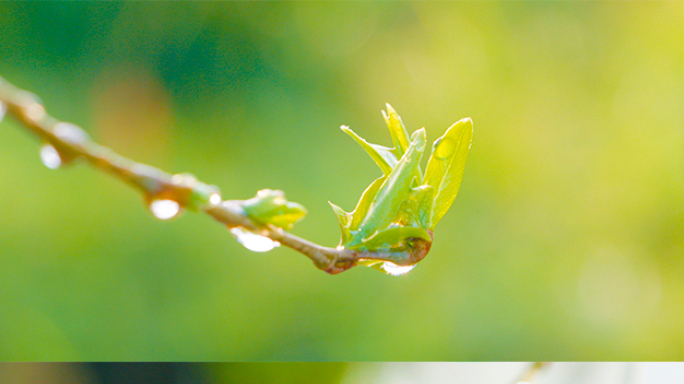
382;104;410;158
423;117;473;229
350;175;387;231
413;185;436;229
394;185;435;229
381;105;424;185
349;226;431;251
242;189;307;230
353;128;427;245
328;201;352;244
341;126;397;176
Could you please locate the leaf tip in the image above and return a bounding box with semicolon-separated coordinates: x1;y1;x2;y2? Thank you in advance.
411;127;427;142
340;125;355;138
385;104;401;121
459;117;473;129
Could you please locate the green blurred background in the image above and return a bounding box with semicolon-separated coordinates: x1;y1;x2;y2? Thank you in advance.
0;1;681;361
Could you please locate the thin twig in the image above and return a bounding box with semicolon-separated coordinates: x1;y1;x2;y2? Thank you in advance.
0;75;429;274
515;362;549;384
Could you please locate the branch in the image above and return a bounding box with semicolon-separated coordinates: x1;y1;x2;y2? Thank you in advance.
0;75;430;274
515;362;549;384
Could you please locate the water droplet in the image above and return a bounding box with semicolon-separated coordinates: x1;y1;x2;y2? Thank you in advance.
40;144;62;169
53;122;90;145
230;227;280;252
149;199;181;220
209;193;222;205
433;137;457;159
0;101;6;123
380;261;416;276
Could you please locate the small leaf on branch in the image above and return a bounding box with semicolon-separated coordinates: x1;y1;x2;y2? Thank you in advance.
332;106;471;274
352;128;426;246
423;117;473;229
349;175;387;231
328;201;352;244
348;225;431;251
382;103;410;157
341;125;397;176
395;184;435;229
242;189;307;230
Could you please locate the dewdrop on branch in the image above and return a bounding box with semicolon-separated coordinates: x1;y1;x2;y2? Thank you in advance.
209;193;222;206
230;227;280;252
40;144;62;169
380;261;416;276
149;199;182;220
39;123;91;168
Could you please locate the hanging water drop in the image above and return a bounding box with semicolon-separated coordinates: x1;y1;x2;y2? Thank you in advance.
230;227;280;252
40;144;62;169
209;193;222;205
380;261;416;276
149;199;181;220
0;101;6;123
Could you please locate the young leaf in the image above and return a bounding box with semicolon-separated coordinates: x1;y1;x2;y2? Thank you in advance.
328;201;352;244
354;128;427;244
382;104;410;157
381;105;424;184
350;175;387;231
341;125;397;176
394;185;435;229
349;226;431;251
413;185;436;229
242;189;307;230
423;117;473;229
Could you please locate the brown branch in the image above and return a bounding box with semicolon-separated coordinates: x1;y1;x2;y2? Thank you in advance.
0;75;428;274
